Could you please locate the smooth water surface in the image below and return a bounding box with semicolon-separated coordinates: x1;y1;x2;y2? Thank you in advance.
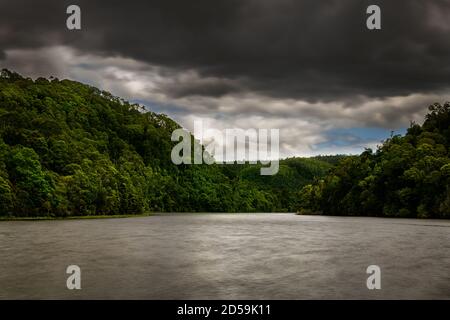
0;214;449;299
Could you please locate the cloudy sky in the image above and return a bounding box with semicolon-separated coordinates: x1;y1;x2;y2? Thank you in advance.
1;0;450;158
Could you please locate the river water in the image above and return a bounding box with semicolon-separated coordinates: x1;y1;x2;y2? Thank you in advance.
0;213;449;299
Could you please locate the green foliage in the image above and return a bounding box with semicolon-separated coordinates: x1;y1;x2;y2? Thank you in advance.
236;158;333;211
299;103;450;218
0;69;331;216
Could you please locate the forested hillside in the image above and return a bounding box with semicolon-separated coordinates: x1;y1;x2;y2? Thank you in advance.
0;69;332;217
299;103;450;218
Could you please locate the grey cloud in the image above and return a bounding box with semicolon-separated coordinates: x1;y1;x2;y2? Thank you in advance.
163;79;243;98
2;0;450;101
3;45;444;131
2;0;450;157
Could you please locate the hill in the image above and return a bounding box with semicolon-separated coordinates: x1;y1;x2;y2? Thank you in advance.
298;103;450;218
0;69;332;216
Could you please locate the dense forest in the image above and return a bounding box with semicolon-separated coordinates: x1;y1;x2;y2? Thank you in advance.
2;69;448;218
299;103;450;218
0;69;333;217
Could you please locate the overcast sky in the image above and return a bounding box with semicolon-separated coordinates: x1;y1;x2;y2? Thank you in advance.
1;0;450;158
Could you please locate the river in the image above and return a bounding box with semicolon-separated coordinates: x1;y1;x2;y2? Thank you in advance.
0;213;449;299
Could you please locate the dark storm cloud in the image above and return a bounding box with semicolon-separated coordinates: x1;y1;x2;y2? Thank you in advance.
2;0;450;101
162;78;244;98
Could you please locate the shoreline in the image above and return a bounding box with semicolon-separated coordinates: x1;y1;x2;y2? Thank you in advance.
0;213;155;221
0;212;299;221
1;212;449;221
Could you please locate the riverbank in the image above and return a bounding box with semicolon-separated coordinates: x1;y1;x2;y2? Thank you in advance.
0;213;155;221
0;212;292;221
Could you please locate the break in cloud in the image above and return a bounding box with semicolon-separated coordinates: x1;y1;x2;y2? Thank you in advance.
1;0;450;157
